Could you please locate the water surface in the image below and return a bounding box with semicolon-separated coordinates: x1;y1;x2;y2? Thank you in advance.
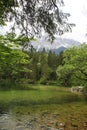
0;89;87;130
0;103;87;130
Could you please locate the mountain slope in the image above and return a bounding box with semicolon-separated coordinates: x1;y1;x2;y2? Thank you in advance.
31;37;81;50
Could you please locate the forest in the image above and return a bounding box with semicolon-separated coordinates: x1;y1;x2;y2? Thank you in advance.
0;33;87;93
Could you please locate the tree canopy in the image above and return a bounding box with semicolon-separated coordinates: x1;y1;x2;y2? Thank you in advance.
57;44;87;87
0;0;75;41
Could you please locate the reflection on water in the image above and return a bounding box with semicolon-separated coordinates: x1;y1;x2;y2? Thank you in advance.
0;103;87;130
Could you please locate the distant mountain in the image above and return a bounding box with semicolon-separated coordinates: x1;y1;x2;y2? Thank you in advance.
51;46;66;54
31;37;81;51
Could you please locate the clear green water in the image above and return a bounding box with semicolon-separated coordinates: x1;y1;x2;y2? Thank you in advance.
0;87;87;130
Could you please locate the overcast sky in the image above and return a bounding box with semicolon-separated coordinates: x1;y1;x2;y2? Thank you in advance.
61;0;87;42
0;0;87;43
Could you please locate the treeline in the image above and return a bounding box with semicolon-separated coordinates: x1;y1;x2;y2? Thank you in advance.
0;33;63;86
26;47;63;84
0;33;87;91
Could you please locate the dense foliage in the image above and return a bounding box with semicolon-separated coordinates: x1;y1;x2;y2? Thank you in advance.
0;33;29;86
57;44;87;87
0;32;87;94
0;33;63;87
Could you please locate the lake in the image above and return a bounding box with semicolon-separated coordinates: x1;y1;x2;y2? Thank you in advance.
0;86;87;130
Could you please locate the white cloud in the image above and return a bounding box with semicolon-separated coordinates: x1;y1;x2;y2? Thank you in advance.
61;0;87;42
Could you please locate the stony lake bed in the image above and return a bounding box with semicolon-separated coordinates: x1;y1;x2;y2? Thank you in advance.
0;86;87;130
0;103;87;130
